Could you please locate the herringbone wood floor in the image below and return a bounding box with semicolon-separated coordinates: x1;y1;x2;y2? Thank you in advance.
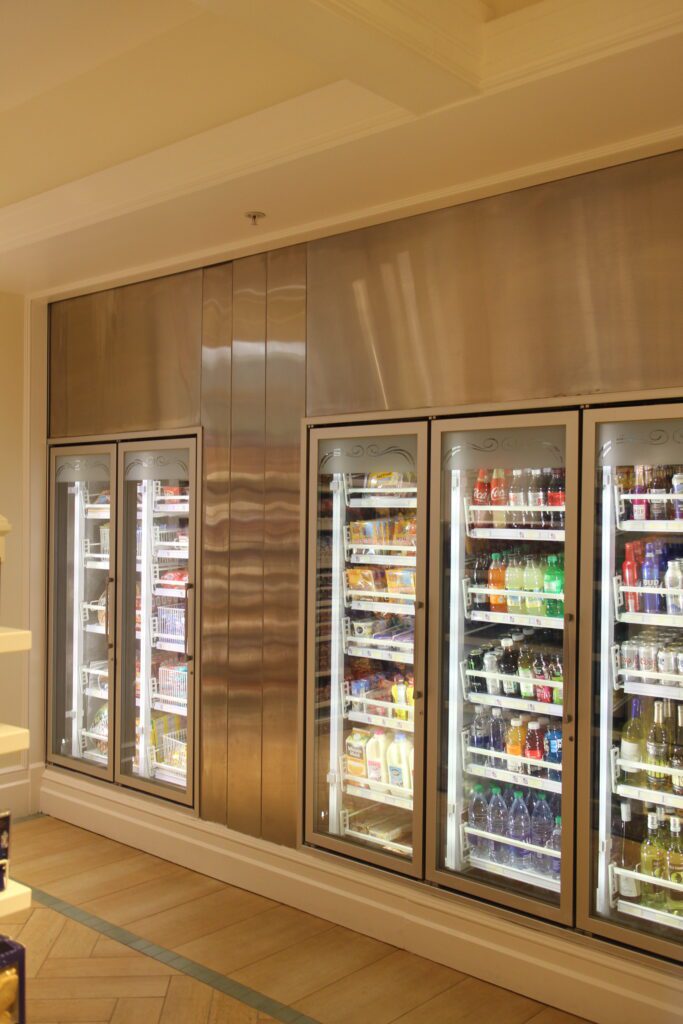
1;816;589;1024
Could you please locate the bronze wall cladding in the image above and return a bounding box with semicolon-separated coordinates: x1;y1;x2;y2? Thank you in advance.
306;151;683;416
226;254;267;837
200;263;232;825
262;246;306;847
49;270;202;437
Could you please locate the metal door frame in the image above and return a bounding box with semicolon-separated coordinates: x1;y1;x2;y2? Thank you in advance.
114;434;199;808
425;410;579;926
578;402;683;963
304;420;429;878
47;442;118;782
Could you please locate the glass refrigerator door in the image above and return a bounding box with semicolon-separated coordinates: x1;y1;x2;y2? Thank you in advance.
116;441;196;805
428;414;577;922
580;407;683;961
48;446;116;780
306;425;427;877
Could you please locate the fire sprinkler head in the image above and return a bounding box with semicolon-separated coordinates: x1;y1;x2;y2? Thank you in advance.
245;211;266;226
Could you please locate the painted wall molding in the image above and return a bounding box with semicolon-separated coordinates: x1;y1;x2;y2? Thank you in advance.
39;767;683;1024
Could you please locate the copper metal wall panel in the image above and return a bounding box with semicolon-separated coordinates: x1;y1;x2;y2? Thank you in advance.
262;246;306;847
200;263;232;825
306;151;683;416
49;270;202;437
227;254;267;836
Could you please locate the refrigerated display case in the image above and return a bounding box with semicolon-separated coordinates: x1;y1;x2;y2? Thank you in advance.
48;436;198;806
116;441;196;804
48;446;116;780
305;425;427;876
426;414;578;922
579;406;683;961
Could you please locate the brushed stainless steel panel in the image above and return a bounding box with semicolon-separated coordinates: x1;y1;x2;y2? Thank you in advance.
227;253;267;837
261;246;306;848
200;263;232;826
307;151;683;416
49;271;202;437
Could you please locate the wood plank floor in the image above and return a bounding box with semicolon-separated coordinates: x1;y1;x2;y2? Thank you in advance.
3;816;591;1024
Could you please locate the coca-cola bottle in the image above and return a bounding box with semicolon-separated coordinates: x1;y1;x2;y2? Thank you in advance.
472;468;490;528
490;468;508;529
540;468;553;528
547;469;565;530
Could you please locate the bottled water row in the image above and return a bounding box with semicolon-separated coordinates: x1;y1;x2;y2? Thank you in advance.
468;784;562;877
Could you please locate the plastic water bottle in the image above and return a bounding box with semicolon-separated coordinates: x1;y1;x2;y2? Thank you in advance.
487;785;509;865
471;707;492;764
531;793;554;873
507;790;531;869
467;784;489;856
488;708;506;767
547;816;562;880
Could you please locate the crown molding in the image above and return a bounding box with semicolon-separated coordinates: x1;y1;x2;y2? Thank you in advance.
484;0;683;88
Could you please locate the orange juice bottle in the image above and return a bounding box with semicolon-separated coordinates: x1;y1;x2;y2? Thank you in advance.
488;552;507;612
506;717;527;773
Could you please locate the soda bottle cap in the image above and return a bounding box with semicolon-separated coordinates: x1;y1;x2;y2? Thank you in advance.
537;793;546;800
510;718;522;727
501;638;513;648
555;816;562;826
492;708;502;717
548;555;557;565
513;790;523;798
491;786;501;795
473;784;484;792
620;802;632;823
528;722;540;731
491;552;501;561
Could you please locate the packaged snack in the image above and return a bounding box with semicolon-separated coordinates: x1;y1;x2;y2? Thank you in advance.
351;619;386;638
393;516;417;546
367;472;404;490
385;569;416;595
345;568;385;593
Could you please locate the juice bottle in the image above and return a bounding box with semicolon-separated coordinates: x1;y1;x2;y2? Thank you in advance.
345;729;371;780
365;729;390;784
505;555;524;613
505;717;527;773
646;701;669;790
533;650;552;703
488;553;507;613
523;556;545;616
666;817;683;915
517;644;536;700
549;653;563;705
386;732;413;791
640;811;666;909
524;721;545;777
547;469;566;529
622;542;640;613
499;637;520;697
490;469;508;528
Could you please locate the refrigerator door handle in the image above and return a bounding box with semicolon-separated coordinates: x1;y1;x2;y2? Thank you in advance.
106;577;115;650
185;583;195;661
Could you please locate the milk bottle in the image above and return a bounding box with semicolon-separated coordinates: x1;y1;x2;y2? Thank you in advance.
366;729;390;784
386;732;413;792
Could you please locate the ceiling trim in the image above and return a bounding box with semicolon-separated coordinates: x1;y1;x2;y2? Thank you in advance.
0;81;411;255
28;121;682;304
484;0;683;88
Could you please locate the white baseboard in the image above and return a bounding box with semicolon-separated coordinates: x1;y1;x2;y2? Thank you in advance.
39;767;682;1024
1;762;43;817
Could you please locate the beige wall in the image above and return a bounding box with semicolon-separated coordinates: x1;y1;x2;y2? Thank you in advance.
0;290;31;812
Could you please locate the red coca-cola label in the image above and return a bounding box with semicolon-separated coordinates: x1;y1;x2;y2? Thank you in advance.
473;482;489;504
490;485;507;504
547;489;565;507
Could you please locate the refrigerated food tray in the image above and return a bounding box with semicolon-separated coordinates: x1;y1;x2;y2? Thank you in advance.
152;564;188;598
343;683;414;732
153;526;189;560
82;538;109;570
149;728;187;782
154;606;186;652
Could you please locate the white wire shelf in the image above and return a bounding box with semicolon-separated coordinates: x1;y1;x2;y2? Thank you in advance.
613;863;683;895
346;709;415;732
618;519;683;533
343;827;412;857
468;853;560;893
83;686;109;700
84;504;110;520
83;623;106;635
464;497;565;541
616;899;683;931
343;630;414;665
341;768;413;811
619;678;683;701
465;689;563;718
465;758;562;794
344;531;417;567
463;824;561;860
81;728;108;744
613;575;683;626
468;609;564;631
345;484;417;509
345;590;416;616
344;684;415;732
615;782;683;810
82;748;108;766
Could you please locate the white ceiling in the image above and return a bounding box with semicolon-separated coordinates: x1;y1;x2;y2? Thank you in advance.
0;0;681;296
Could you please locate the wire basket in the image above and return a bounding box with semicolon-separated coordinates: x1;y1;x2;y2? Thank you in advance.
157;663;188;699
161;728;187;772
157;604;185;642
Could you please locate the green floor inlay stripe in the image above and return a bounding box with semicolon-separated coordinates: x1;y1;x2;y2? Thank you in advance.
21;883;322;1024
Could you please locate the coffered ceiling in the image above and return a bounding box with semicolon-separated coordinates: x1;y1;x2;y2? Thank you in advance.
0;0;681;294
